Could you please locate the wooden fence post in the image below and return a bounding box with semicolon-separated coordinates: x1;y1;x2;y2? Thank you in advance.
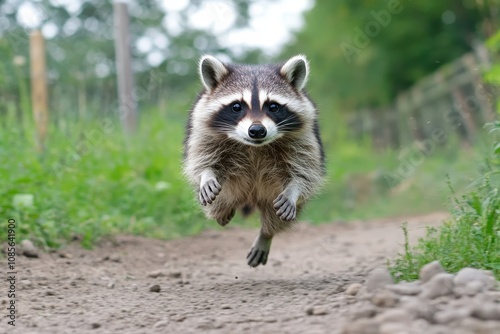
30;30;48;152
386;106;400;149
114;1;137;135
395;92;413;146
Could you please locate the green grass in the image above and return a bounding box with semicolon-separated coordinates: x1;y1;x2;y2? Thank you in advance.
389;121;500;280
0;99;486;250
1;106;209;248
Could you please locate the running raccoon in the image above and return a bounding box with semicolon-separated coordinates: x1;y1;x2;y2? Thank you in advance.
183;55;325;267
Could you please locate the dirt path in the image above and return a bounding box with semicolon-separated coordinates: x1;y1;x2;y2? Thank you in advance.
6;213;449;334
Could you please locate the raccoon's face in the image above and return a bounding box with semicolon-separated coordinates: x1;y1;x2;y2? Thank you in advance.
193;55;316;147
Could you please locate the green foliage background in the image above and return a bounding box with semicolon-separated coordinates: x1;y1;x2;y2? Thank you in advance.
283;0;486;110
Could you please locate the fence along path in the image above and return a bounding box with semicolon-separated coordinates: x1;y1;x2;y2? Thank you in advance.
348;44;497;149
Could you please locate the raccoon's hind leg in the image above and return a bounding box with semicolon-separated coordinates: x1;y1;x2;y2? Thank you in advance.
247;230;272;267
205;203;235;227
247;199;303;267
198;169;222;206
215;207;235;226
203;193;236;227
247;204;286;267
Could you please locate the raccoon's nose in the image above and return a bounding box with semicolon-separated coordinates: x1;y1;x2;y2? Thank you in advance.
248;124;267;139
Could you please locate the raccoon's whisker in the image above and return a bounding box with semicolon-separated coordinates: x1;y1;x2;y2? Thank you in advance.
277;117;302;125
211;120;232;126
213;126;233;132
210;121;235;131
278;121;302;126
275;118;292;126
276;116;301;127
277;124;303;130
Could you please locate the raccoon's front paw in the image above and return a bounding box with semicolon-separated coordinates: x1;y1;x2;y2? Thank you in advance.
273;193;296;221
199;179;222;205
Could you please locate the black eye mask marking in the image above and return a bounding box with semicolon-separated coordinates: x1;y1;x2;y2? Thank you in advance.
209;101;247;132
264;102;303;132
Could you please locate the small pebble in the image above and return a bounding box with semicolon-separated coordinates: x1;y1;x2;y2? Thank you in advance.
147;270;165;278
419;261;445;283
379;322;408;334
149;284;161;293
109;254;121;263
152;319;169;328
456;280;484;296
371;291;399;308
420;273;454;299
310;306;328;315
21;240;39;258
168;272;182;279
471;303;500;320
197;320;224;329
58;252;73;259
366;268;393;292
342;318;380;334
350;306;377;320
402;298;436;322
376;309;411;324
21;279;33;286
458;318;489;333
346;283;363;296
454;268;494;290
171;315;186;322
434;308;471;324
386;283;421;296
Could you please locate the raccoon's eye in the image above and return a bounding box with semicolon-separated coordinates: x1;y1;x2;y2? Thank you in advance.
269;103;280;113
232;103;242;112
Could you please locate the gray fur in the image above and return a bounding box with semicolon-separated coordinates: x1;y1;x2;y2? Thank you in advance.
183;55;325;267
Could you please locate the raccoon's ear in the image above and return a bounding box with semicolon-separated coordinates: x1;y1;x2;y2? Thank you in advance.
280;55;309;91
199;55;228;92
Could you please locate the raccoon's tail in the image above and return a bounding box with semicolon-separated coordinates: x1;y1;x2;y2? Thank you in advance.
240;204;254;217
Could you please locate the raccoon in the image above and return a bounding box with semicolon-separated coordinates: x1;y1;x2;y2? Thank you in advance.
183;55;325;267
